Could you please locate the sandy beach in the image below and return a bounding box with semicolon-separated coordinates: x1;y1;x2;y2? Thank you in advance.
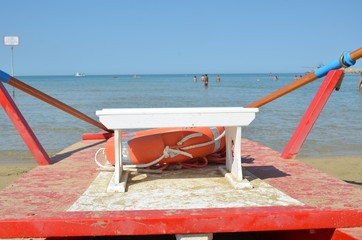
0;162;37;190
297;155;362;189
0;155;361;191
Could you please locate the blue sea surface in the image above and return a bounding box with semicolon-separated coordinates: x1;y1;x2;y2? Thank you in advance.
0;73;361;163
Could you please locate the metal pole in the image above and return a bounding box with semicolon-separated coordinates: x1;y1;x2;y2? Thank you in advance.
10;46;14;76
10;46;15;98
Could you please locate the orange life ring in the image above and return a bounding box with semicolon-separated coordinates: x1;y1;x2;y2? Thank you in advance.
104;127;225;166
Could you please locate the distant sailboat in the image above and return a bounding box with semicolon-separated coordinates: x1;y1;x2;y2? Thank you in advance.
74;72;86;77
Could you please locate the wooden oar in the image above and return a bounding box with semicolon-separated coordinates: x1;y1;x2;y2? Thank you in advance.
0;72;111;132
247;48;362;108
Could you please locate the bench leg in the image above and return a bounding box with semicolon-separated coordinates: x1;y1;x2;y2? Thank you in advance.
114;129;122;184
107;129;128;192
225;126;243;181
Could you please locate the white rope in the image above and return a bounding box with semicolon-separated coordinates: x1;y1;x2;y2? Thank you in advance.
122;129;225;168
125;145;193;168
181;130;225;150
94;129;225;169
94;148;114;169
177;132;203;145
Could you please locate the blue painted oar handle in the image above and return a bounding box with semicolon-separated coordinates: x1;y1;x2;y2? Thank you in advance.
314;51;356;78
0;70;11;83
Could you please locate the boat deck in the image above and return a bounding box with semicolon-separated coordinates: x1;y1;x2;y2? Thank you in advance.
0;138;361;238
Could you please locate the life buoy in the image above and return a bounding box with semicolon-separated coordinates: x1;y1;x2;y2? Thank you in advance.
101;127;225;167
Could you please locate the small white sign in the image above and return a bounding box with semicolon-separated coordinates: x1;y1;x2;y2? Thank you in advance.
4;36;20;46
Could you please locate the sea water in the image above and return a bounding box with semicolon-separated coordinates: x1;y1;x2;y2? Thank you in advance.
0;73;361;163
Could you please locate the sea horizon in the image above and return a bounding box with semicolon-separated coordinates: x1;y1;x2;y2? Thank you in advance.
1;73;361;164
13;72;311;77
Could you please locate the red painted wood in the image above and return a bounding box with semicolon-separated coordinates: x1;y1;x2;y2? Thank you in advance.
82;131;113;140
331;228;362;240
0;138;361;238
281;70;344;159
0;82;51;165
0;208;360;238
255;229;335;240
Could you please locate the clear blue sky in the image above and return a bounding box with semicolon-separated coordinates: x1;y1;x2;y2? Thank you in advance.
0;0;361;75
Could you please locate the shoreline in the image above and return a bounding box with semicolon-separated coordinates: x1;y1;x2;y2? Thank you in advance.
0;162;37;190
0;155;361;191
297;155;362;189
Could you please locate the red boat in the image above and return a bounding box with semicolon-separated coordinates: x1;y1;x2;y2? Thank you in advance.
0;49;361;239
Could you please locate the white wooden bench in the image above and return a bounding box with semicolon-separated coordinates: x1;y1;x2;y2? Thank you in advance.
96;107;258;192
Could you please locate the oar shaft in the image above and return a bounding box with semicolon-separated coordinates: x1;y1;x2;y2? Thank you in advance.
247;73;317;108
246;48;362;108
350;48;362;61
0;73;110;132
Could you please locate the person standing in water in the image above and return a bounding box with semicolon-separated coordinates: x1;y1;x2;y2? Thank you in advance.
193;76;197;82
216;75;221;82
204;74;209;87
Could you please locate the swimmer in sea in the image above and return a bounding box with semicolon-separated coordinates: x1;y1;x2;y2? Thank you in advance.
204;74;209;87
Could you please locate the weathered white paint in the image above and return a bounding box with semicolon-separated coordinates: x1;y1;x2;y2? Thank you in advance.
96;107;258;129
68;166;303;212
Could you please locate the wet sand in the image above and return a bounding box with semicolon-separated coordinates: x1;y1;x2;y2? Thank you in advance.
0;162;37;190
297;155;362;189
0;155;361;191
